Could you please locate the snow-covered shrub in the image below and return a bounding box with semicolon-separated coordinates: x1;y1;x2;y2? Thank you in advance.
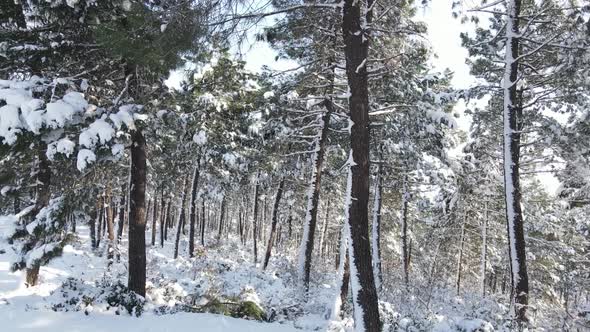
50;278;145;317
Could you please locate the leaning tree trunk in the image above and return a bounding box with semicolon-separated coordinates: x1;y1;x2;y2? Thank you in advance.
25;146;51;286
318;200;330;259
297;108;331;289
371;162;383;291
252;176;261;264
503;0;529;324
128;130;147;297
341;0;381;328
188;166;199;257
174;176;189;259
263;178;285;270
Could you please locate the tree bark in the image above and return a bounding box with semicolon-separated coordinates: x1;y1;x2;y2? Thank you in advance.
456;214;466;296
200;199;206;246
105;186;115;267
117;184;126;261
151;193;158;246
263;178;285;270
160;193;165;247
318;201;330;260
188;166;199;257
217;195;226;241
174;176;189;259
252;176;260;264
297;108;332;289
503;0;529;324
481;201;488;297
128;130;147;297
341;0;381;328
371;163;383;291
401;178;410;289
25;146;51;286
96;194;104;249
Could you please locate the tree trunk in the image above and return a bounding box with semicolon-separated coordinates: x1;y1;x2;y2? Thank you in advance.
90;199;97;250
481;202;488;297
128;130;147;297
164;199;171;241
252;176;260;264
217;195;226;241
117;184;126;261
105;186;115;267
200;199;206;246
174;176;189;259
318;201;330;260
188;166;199;257
25;146;51;286
160;193;165;247
401;178;410;289
503;0;529;324
96;195;104;249
456;214;466;296
297;108;332;289
341;0;380;328
263;178;285;270
151;193;158;247
371;163;383;291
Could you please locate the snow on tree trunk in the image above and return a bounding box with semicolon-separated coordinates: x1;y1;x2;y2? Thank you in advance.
174;176;188;259
263;177;285;270
332;165;353;320
217;195;226;241
318;201;330;260
502;0;529;324
105;186;115;267
252;175;261;264
297;108;331;289
481;201;488;297
128;129;147;297
25;145;51;286
456;213;466;296
188;166;199;257
371;164;383;291
341;0;381;327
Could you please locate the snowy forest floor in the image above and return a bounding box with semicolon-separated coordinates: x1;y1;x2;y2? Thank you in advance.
0;222;586;331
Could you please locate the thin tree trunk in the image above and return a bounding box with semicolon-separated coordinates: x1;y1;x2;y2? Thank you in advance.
160;192;165;247
164;199;171;241
90;198;97;250
297;108;332;289
25;146;51;286
263;178;285;270
105;186;115;267
117;184;126;261
151;194;158;247
200;199;206;246
503;0;528;324
174;177;188;259
481;202;488;297
371;162;383;291
252;176;260;264
318;201;330;260
401;178;410;289
217;195;226;241
188;166;199;257
456;214;466;296
97;194;104;249
128;130;147;297
341;0;381;328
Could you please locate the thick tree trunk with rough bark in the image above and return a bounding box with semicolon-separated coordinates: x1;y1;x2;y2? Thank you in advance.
341;0;381;328
503;0;529;324
128;130;147;297
263;178;285;270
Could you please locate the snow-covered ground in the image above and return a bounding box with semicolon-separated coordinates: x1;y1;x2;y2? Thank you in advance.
0;223;321;331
